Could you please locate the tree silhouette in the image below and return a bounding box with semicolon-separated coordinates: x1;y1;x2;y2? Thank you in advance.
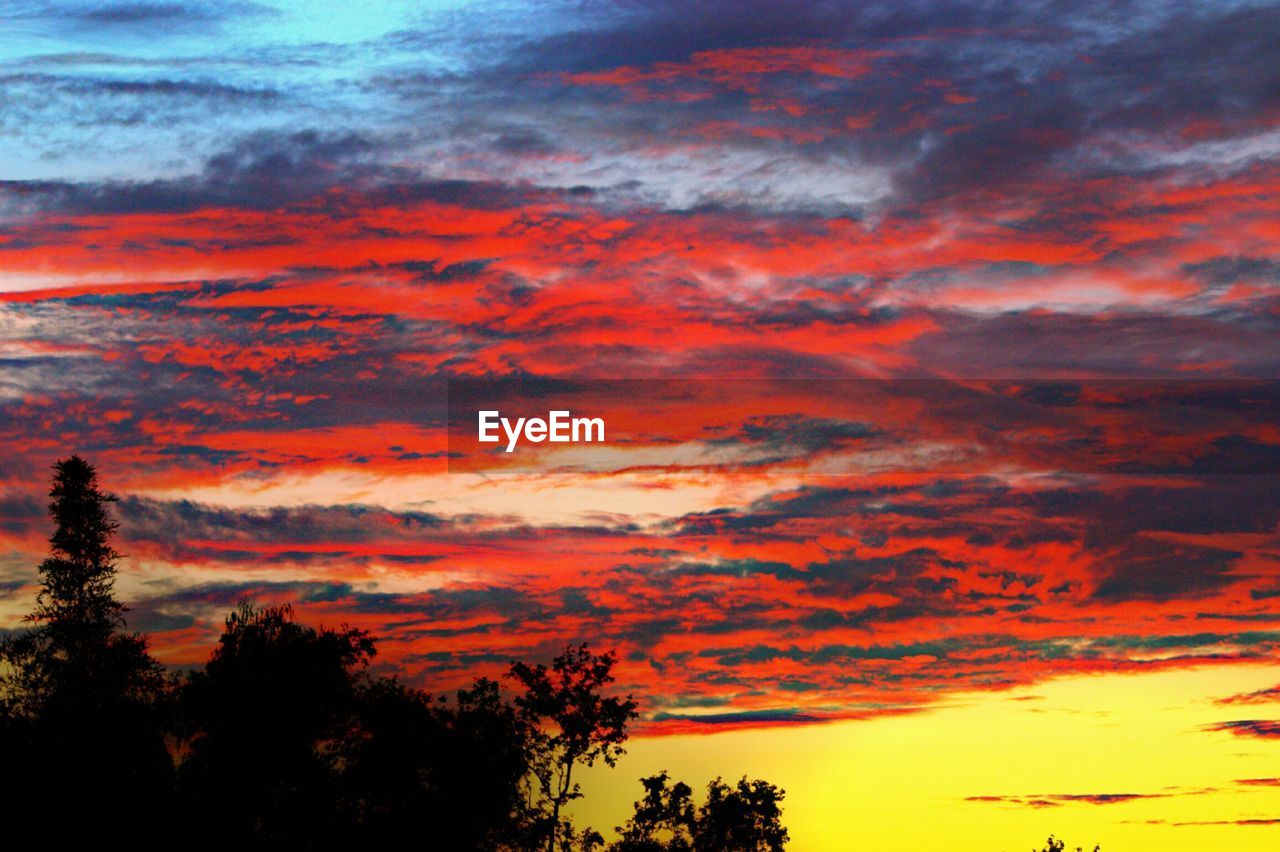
176;601;375;847
612;770;696;851
612;771;788;851
345;675;529;849
695;777;788;851
177;600;541;850
0;455;797;850
0;455;171;843
509;644;639;851
1037;838;1100;852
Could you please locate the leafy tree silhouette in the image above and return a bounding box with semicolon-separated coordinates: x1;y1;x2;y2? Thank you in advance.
345;675;529;849
1037;837;1100;852
509;644;639;852
176;600;375;848
0;455;799;851
695;776;788;851
612;770;789;851
612;770;697;851
177;598;538;850
0;455;172;843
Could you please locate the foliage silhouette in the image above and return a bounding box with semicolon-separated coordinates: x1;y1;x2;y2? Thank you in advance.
612;770;788;852
613;770;697;851
0;456;171;843
174;598;542;850
695;776;789;852
1;457;798;850
510;644;639;851
344;675;529;849
176;600;375;847
1037;837;1100;852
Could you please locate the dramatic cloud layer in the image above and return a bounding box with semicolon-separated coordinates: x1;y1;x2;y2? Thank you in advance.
2;1;1279;844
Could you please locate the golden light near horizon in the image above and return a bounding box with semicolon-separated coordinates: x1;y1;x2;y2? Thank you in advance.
575;665;1280;850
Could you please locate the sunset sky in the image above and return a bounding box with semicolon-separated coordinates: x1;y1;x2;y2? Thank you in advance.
2;1;1280;848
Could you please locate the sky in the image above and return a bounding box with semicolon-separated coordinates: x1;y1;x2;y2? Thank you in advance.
2;1;1280;848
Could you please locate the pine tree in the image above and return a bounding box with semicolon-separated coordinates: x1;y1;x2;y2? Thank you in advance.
0;455;172;842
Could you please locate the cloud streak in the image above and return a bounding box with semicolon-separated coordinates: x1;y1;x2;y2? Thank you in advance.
0;0;1278;742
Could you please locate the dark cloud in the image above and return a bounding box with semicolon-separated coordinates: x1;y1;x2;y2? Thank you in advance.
723;414;883;455
1206;719;1280;739
0;493;44;533
2;130;563;216
1217;684;1280;705
471;1;1280;206
69;1;271;28
118;497;445;546
0;72;279;103
1091;540;1243;602
650;707;821;726
1160;818;1280;827
911;309;1280;378
1184;257;1280;292
966;791;1169;807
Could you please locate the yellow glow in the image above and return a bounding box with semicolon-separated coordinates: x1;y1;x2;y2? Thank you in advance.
575;664;1280;850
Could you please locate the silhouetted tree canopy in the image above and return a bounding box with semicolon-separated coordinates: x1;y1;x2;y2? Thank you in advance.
176;600;375;847
613;770;697;851
173;601;568;850
612;770;789;852
510;644;639;851
0;457;804;850
344;675;529;849
1038;838;1101;852
175;609;645;851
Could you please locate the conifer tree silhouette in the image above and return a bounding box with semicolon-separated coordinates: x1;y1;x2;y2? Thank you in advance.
0;455;171;843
